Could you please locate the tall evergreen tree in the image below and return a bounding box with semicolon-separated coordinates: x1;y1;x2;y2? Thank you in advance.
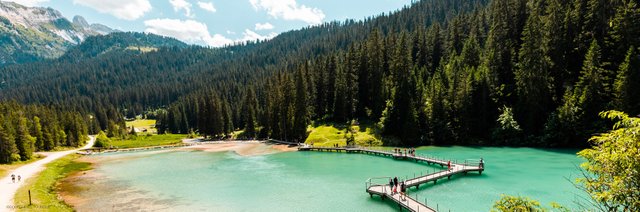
32;116;44;151
515;3;554;134
292;69;310;142
613;47;640;116
382;33;420;145
242;88;258;139
15;117;35;160
0;120;18;163
366;29;386;119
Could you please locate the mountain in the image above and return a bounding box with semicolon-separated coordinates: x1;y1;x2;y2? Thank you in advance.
72;15;118;35
59;32;188;61
0;1;115;65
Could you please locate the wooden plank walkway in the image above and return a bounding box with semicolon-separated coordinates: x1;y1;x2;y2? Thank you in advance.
299;146;485;211
367;184;435;212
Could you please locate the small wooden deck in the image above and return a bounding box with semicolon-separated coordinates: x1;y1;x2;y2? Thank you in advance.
367;184;435;212
299;146;485;211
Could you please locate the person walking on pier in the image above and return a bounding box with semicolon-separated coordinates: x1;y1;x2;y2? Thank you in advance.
389;178;395;195
400;181;407;201
393;176;398;193
479;158;484;169
447;160;451;171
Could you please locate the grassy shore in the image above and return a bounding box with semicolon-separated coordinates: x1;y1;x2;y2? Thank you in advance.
110;134;186;149
305;124;382;147
0;155;44;177
13;154;90;212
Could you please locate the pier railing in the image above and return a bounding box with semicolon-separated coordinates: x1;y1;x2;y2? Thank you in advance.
365;177;392;192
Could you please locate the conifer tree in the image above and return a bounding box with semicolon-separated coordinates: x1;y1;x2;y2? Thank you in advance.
293;69;309;142
15;117;35;160
613;47;640;115
32;116;44;151
0;121;18;163
515;3;554;134
242;88;258;139
366;29;386;119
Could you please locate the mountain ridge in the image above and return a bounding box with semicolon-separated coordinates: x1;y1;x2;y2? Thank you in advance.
0;1;116;65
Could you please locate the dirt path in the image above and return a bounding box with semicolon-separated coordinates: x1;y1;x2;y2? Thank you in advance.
0;135;95;210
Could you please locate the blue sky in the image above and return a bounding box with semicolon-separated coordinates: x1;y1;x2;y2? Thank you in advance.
9;0;412;47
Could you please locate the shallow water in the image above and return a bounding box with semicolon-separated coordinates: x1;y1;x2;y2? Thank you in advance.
67;146;587;211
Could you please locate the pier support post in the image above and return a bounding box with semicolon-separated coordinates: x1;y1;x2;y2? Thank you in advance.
433;179;437;184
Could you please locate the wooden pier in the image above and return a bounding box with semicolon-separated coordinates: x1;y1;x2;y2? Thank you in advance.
299;146;485;212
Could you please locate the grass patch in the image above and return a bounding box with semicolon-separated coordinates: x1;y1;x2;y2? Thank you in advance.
305;124;382;147
0;154;44;178
125;119;156;128
110;134;186;149
14;154;90;211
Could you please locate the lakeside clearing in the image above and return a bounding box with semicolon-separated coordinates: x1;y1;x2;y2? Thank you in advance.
305;124;381;147
109;134;186;149
125;119;157;134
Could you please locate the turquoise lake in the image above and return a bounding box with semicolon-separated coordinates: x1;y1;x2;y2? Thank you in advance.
67;146;588;211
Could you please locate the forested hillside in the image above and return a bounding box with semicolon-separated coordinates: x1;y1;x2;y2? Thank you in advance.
2;0;639;148
0;102;89;163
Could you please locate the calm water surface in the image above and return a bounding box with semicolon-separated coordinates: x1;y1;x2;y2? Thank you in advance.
78;146;586;211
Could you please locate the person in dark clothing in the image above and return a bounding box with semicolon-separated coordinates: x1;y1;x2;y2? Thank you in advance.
400;182;406;201
11;174;15;183
389;178;394;195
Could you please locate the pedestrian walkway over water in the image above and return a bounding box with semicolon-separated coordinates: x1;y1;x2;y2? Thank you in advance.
299;146;485;212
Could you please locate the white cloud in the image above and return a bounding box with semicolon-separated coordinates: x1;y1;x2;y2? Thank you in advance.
144;19;209;44
240;29;277;41
144;18;275;47
5;0;49;7
249;0;325;25
197;1;216;13
254;22;274;30
169;0;193;17
73;0;151;20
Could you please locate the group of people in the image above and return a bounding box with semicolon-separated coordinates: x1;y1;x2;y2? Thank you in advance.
393;148;416;157
389;177;407;201
11;174;21;183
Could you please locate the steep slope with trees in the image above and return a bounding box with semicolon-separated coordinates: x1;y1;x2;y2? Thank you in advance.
2;0;639;147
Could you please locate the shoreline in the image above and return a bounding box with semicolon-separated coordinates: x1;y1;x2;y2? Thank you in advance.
80;139;300;155
58;141;298;210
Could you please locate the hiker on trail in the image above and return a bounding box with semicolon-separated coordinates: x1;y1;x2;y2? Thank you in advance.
17;175;21;182
11;174;15;183
447;160;451;170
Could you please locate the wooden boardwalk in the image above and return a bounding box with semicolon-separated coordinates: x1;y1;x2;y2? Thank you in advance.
299;146;485;211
